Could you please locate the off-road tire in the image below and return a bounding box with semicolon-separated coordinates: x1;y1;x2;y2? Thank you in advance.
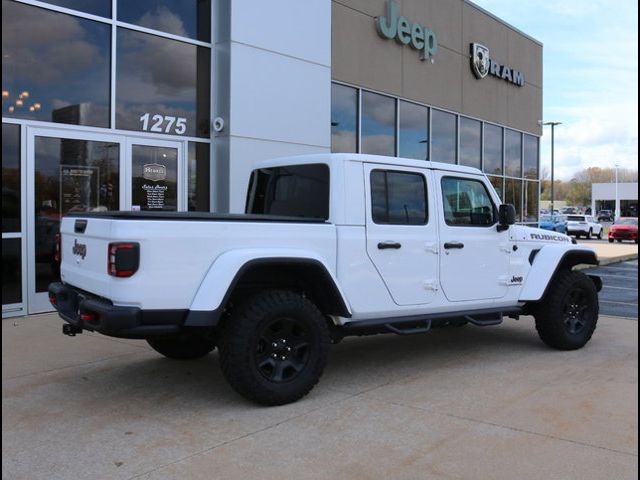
533;270;598;350
218;290;330;406
147;333;216;360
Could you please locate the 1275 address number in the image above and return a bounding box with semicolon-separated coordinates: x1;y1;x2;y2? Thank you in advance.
139;113;187;135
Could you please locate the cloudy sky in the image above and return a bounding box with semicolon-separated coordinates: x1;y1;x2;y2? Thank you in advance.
472;0;638;180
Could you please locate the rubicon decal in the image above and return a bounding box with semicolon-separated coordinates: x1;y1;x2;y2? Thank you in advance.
470;43;524;87
72;239;87;259
529;233;571;242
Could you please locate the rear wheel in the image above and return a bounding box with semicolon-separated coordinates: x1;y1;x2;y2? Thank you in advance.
218;290;330;406
533;270;598;350
147;332;216;360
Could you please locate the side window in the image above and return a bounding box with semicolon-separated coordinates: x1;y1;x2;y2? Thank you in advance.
441;177;497;226
371;170;428;225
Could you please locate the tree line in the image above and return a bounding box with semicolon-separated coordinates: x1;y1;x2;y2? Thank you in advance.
540;167;638;206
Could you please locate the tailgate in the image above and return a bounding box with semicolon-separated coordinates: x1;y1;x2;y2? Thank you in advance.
60;216;113;298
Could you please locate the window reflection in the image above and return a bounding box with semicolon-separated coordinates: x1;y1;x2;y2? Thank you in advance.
524;181;539;223
331;84;358;153
431;109;456;164
188;142;210;212
116;28;210;138
40;0;111;17
505;178;522;222
459;117;481;169
2;123;21;233
505;129;522;177
523;134;539;179
118;0;211;42
2;238;22;305
399;101;429;160
34;137;120;292
371;170;427;225
2;0;111;127
488;175;503;201
483;124;503;175
361;91;395;156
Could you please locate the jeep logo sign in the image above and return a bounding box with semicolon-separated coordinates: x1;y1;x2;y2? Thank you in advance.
470;43;525;87
143;164;167;182
376;0;438;62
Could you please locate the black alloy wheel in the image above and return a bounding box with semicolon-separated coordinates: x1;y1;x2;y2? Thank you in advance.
533;270;598;350
254;317;310;383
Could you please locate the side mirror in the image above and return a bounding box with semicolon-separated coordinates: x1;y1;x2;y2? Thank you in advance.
497;204;516;231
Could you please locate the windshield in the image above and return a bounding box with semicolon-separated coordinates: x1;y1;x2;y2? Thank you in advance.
615;218;638;226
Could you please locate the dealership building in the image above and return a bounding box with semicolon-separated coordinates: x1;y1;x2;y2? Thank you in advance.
2;0;542;317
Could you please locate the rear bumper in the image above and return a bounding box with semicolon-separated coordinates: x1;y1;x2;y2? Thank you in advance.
48;282;187;338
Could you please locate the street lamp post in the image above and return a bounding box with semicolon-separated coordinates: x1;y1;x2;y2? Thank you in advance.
542;122;562;213
614;163;619;221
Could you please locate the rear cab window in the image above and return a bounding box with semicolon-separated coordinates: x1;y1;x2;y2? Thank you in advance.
246;164;330;220
370;170;428;225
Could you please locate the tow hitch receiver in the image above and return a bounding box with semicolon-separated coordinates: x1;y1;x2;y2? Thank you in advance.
63;324;83;336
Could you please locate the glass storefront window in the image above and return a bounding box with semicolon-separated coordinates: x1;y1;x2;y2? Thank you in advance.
116;28;211;138
524;181;539;223
488;175;503;201
131;145;177;211
505;129;522;178
505;178;522;222
2;123;21;233
331;84;358;153
459;117;481;169
483;124;503;175
118;0;211;42
2;0;111;127
361;91;395;157
523;134;539;179
431;109;456;164
34;137;120;292
188;142;210;212
399;101;429;160
2;238;22;305
39;0;111;17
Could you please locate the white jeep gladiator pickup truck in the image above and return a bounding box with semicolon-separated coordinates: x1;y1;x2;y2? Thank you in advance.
50;154;602;405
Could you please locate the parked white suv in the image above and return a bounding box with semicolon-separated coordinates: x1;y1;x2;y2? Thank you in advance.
49;154;602;405
566;214;603;239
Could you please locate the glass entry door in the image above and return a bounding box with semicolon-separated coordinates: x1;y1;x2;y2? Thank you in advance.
126;139;185;212
27;128;124;313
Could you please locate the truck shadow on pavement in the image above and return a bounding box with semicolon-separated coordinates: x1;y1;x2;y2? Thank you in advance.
59;320;551;410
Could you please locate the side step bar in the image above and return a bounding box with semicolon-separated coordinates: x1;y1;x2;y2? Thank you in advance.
338;307;522;338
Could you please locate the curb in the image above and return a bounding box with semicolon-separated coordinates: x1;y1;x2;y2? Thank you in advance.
575;253;638;270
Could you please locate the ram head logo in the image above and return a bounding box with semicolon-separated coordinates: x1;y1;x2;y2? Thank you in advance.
471;43;490;79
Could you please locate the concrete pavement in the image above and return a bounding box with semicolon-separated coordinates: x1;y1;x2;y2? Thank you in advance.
2;312;637;480
577;240;638;267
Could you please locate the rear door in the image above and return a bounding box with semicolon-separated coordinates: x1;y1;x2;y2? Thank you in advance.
435;172;510;302
364;164;440;306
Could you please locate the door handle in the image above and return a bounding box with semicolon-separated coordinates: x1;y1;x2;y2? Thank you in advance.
444;241;464;249
378;241;402;250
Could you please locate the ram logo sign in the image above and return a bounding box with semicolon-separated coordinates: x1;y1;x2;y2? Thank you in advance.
470;43;525;87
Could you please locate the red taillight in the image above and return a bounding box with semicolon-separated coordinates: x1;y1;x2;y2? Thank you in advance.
49;295;57;304
108;242;140;278
80;313;96;322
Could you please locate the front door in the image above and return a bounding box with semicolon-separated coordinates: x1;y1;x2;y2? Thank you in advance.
26;130;186;313
436;172;511;302
27;128;124;313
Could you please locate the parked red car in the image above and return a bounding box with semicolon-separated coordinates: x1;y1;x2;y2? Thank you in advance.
608;218;638;244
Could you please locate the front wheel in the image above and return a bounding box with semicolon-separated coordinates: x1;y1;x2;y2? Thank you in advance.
608;238;614;243
147;332;216;360
586;229;592;239
596;229;602;240
533;270;598;350
218;290;330;406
